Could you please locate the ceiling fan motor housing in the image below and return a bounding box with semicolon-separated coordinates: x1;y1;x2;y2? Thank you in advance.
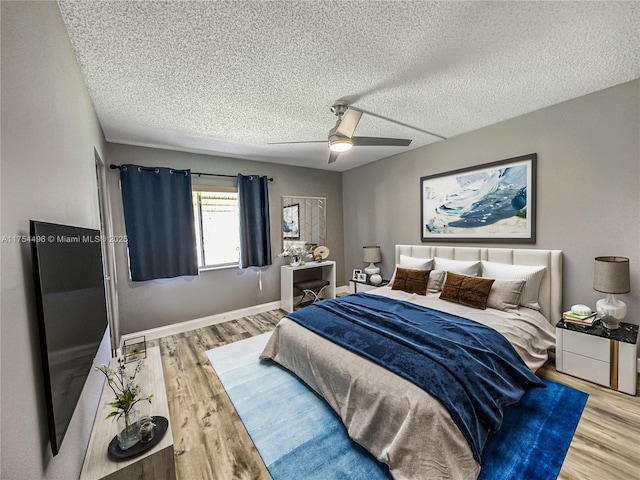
330;101;349;118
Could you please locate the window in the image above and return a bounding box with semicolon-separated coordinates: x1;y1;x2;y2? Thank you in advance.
192;186;240;268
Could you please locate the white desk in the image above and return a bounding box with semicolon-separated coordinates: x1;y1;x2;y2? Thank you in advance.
281;260;336;313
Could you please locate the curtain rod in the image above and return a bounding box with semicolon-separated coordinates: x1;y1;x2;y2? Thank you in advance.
109;164;274;181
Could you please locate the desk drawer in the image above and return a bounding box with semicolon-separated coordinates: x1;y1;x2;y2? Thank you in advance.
563;330;610;362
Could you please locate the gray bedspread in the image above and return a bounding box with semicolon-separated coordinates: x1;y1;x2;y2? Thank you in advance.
260;288;555;479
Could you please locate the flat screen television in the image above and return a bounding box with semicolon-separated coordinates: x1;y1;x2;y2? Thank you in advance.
30;220;109;456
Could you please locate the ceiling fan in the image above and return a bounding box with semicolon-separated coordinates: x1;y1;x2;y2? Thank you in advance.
269;101;413;164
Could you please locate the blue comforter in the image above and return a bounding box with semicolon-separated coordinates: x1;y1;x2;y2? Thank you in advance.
287;293;545;463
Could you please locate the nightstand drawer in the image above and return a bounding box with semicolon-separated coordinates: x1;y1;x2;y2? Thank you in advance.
563;329;610;362
563;351;610;387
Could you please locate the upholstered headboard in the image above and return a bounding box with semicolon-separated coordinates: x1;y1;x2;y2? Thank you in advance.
395;245;563;323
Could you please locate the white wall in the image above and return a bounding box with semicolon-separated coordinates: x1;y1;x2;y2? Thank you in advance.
343;80;640;326
105;142;344;335
1;2;111;478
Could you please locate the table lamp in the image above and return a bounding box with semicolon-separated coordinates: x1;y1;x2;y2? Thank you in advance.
363;246;381;274
593;256;630;330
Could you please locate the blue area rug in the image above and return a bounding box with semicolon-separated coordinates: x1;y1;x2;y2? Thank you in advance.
207;333;588;480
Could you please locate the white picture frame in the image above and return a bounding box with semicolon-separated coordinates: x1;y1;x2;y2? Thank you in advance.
352;269;362;281
356;272;367;283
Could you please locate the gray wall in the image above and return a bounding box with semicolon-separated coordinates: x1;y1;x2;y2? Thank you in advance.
1;4;637;478
106;143;344;335
1;2;111;478
343;80;640;326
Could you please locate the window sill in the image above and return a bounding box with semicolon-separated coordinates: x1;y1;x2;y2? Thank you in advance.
199;263;239;273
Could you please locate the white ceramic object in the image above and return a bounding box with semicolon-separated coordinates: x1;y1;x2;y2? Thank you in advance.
571;304;592;316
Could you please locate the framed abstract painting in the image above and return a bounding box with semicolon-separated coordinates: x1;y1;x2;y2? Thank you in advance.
420;153;536;243
283;203;300;239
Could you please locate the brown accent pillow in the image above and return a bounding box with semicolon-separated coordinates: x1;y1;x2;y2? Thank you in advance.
391;268;431;296
440;272;495;310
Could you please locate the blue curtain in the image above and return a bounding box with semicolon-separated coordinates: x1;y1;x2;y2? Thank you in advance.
238;174;272;268
119;164;198;281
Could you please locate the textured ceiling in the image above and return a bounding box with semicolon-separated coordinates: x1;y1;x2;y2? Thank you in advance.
57;1;639;172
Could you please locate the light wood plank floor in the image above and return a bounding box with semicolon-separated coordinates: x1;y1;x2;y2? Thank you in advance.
149;310;640;480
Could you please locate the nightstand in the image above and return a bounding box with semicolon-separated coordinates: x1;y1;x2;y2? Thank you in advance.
555;320;639;395
348;279;390;293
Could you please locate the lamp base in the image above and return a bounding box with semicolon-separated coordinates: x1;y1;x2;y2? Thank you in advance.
364;263;380;276
596;294;626;330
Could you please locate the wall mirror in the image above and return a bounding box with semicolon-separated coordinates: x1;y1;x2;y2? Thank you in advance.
282;196;326;253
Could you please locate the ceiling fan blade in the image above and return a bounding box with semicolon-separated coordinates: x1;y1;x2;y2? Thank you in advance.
267;140;326;145
336;108;362;138
351;137;412;147
328;151;340;164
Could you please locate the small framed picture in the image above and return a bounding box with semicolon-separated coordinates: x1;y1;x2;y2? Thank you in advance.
356;272;367;283
123;335;146;363
352;269;362;281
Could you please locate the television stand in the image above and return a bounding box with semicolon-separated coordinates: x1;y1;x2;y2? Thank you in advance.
80;346;175;480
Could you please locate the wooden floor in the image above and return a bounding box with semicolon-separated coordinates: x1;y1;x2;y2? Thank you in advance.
149;310;640;480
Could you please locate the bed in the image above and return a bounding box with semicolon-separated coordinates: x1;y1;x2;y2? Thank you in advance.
261;245;562;479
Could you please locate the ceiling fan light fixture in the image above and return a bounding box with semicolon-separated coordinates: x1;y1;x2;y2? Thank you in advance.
328;135;352;152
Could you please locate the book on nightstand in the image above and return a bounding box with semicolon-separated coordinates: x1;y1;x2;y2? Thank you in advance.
562;310;597;326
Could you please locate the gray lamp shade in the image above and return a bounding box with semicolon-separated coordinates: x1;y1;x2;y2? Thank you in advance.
593;256;630;294
362;246;381;264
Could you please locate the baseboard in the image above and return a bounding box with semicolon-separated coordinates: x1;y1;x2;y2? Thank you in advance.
119;285;350;349
119;300;282;349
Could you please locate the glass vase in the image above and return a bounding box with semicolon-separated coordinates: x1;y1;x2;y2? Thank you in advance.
290;255;301;267
116;408;140;450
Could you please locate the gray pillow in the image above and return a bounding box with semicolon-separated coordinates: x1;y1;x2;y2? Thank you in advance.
427;270;446;293
486;279;526;311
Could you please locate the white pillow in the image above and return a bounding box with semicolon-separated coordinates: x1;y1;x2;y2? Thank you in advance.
389;255;434;283
433;257;481;276
481;260;546;311
399;254;433;270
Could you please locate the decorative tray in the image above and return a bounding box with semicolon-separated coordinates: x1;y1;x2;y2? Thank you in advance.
107;416;168;461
